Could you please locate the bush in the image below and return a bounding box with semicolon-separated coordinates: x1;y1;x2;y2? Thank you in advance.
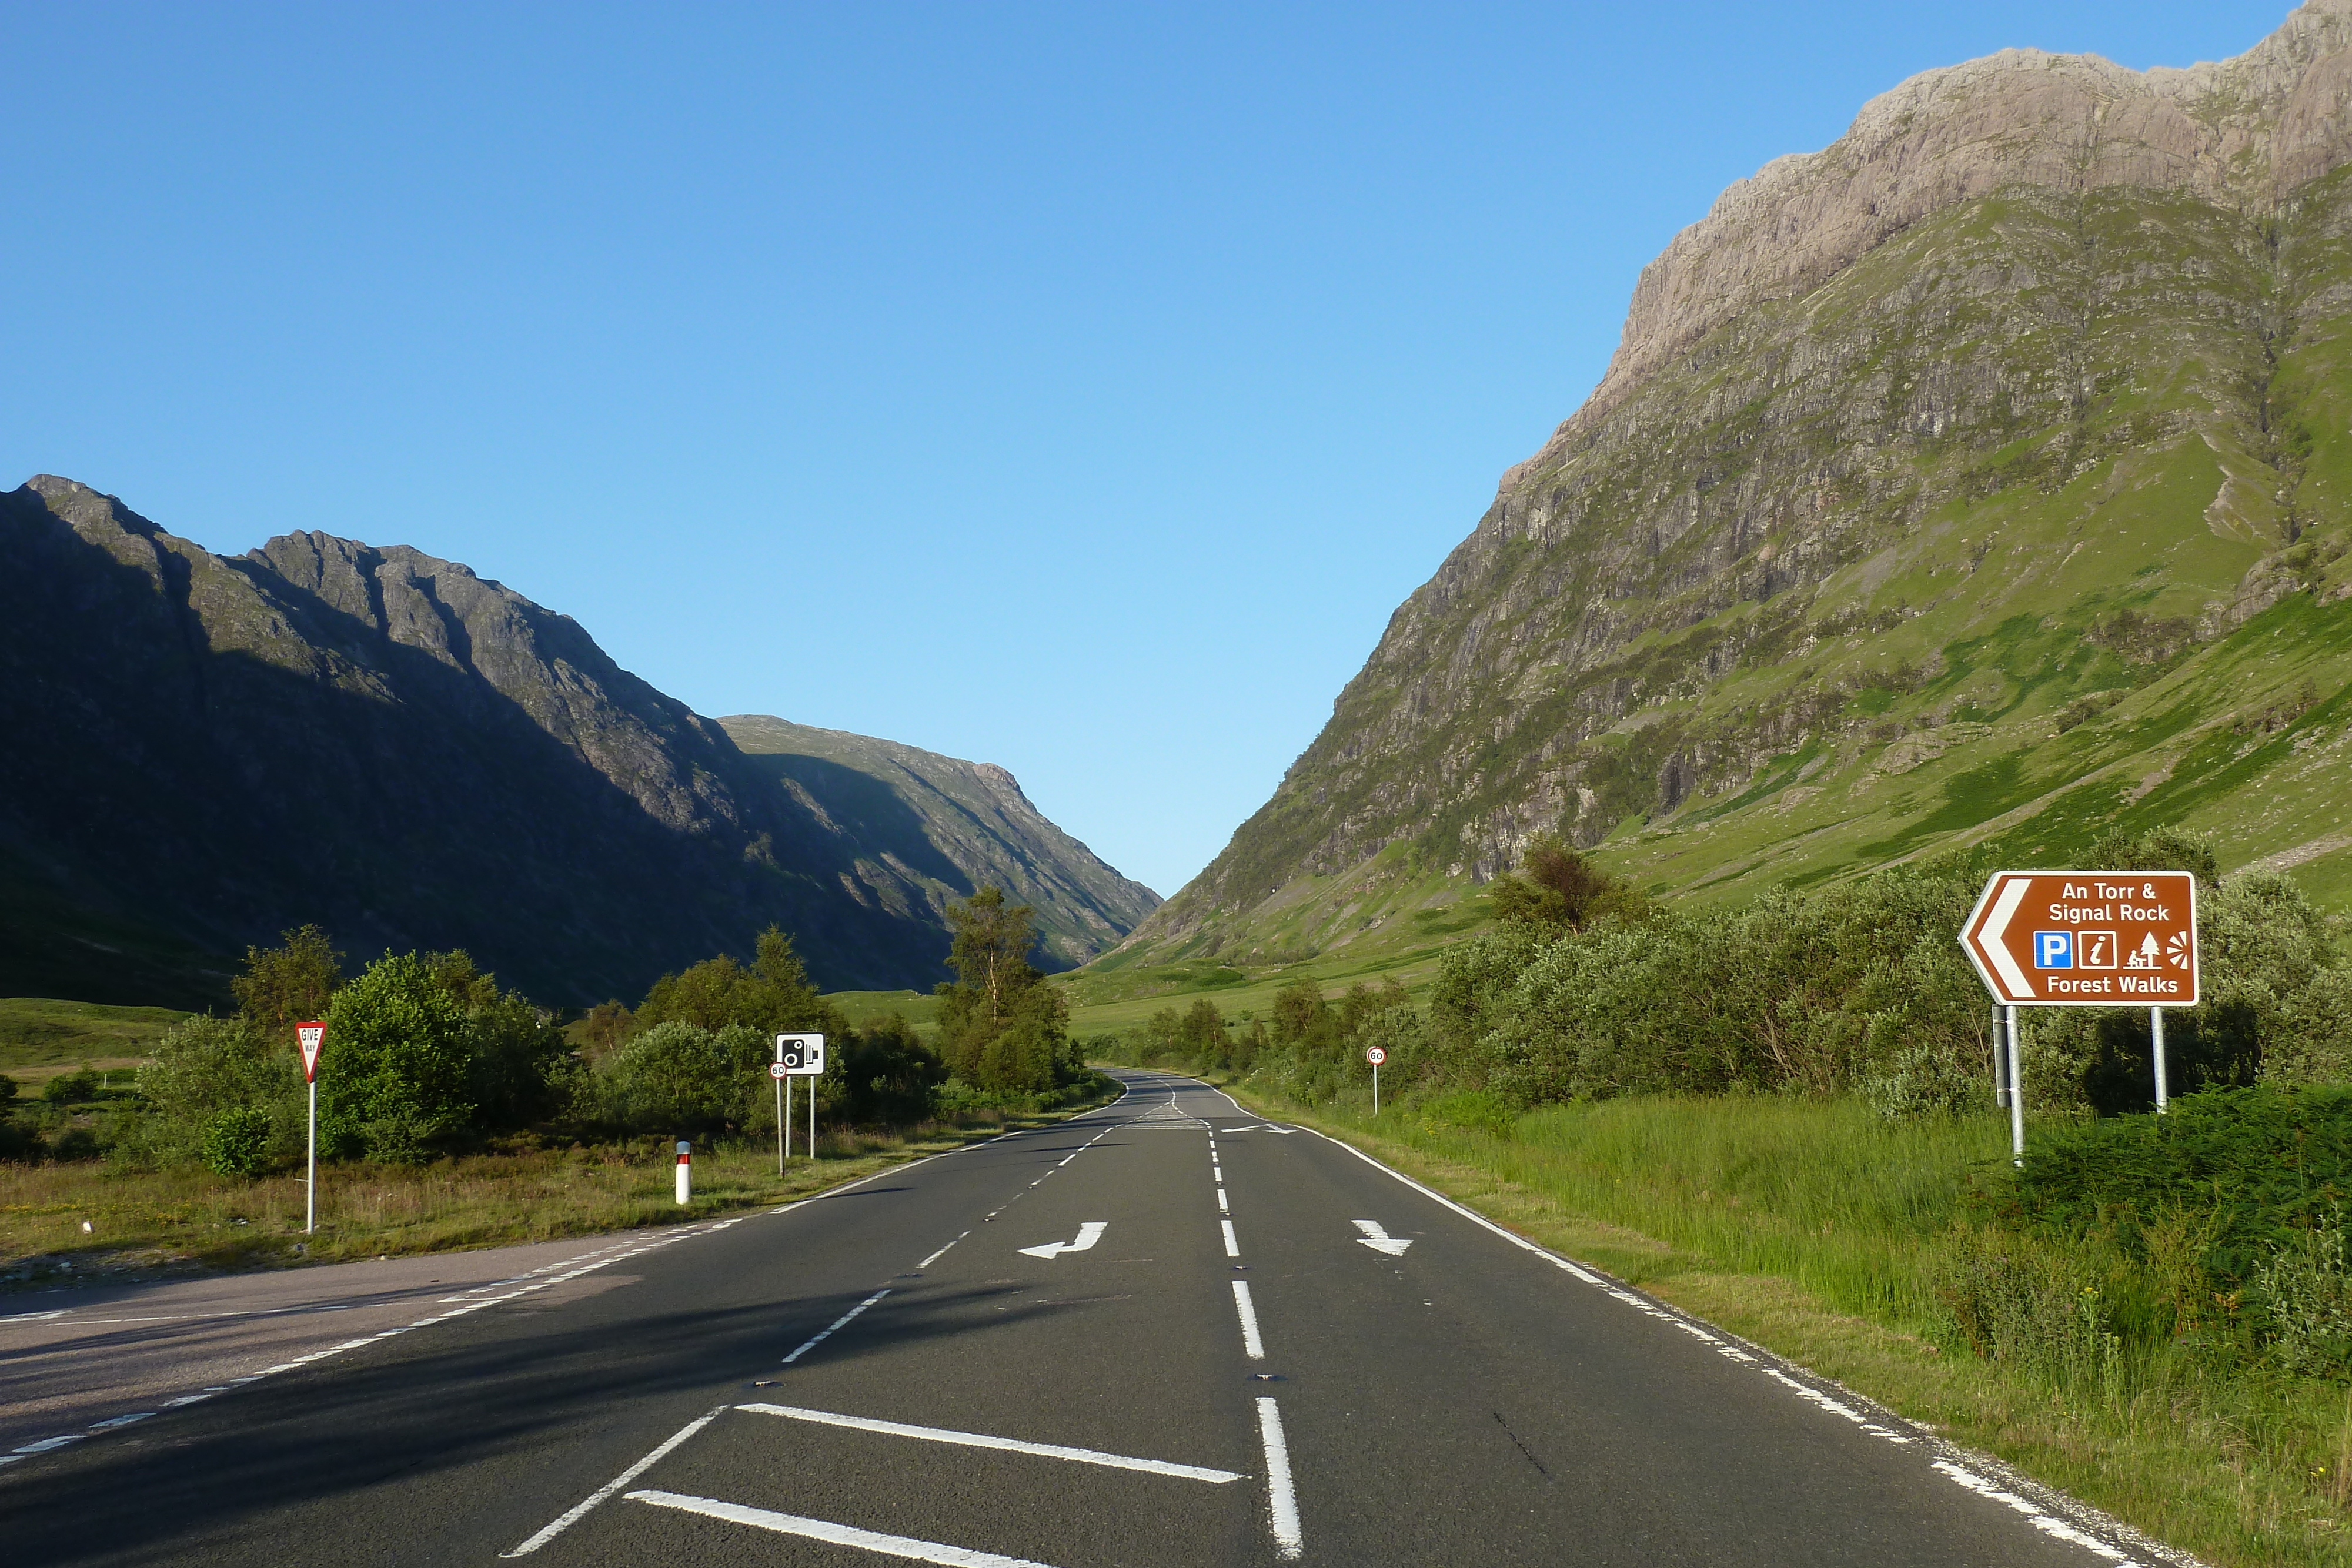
602;1021;754;1135
201;1105;274;1178
135;1015;303;1167
321;953;475;1160
44;1069;101;1106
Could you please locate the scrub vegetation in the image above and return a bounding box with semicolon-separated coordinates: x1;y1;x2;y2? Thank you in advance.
1093;825;2352;1564
0;888;1110;1281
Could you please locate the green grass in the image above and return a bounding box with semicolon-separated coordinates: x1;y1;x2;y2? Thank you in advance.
1224;1082;2352;1567
824;989;939;1038
0;1099;1108;1288
0;998;191;1075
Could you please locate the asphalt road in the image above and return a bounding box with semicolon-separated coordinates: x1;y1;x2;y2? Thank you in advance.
0;1071;2177;1567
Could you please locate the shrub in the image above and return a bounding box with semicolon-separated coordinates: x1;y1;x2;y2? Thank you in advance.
201;1106;274;1178
136;1015;302;1167
602;1021;749;1135
321;953;475;1160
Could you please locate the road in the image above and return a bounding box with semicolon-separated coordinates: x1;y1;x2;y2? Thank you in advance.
0;1071;2177;1566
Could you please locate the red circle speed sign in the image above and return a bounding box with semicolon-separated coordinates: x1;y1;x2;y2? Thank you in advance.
1364;1046;1387;1065
769;1061;790;1079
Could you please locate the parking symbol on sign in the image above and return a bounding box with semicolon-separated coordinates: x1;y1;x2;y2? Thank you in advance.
2034;931;2074;969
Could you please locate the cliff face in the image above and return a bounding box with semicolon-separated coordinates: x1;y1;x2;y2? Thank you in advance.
1127;2;2352;964
720;716;1160;972
0;479;1020;1003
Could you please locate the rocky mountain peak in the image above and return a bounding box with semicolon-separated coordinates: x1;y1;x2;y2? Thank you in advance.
1549;0;2352;463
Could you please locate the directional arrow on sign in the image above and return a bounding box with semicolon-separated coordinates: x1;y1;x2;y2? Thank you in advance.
1018;1222;1108;1260
1353;1220;1412;1256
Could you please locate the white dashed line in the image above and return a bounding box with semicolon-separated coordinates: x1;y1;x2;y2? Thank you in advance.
1231;1280;1265;1359
781;1289;891;1365
1255;1397;1303;1562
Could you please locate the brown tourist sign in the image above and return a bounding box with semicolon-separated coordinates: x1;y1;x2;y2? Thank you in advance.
1959;870;2200;1008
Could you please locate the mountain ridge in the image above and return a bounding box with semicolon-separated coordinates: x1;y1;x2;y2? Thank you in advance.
1118;2;2352;968
0;476;1153;1005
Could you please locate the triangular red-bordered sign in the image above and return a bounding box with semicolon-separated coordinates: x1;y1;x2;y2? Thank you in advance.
296;1022;326;1083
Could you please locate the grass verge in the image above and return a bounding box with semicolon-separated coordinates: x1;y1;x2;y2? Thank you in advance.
1220;1081;2352;1568
1;1096;1110;1292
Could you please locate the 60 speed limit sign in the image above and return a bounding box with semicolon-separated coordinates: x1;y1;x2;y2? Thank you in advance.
1364;1046;1387;1065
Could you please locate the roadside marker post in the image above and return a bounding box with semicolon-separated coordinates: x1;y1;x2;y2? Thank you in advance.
776;1035;826;1165
1365;1045;1385;1114
295;1022;326;1235
676;1141;691;1206
1962;870;2201;1162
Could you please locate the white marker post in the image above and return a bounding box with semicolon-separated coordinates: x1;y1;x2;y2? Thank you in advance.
295;1022;326;1235
675;1140;691;1206
1364;1045;1385;1115
770;1060;790;1173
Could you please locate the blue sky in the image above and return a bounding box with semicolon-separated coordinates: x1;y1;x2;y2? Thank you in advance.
2;2;2294;899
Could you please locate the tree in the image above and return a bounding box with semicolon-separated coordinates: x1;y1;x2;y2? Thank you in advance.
232;925;344;1035
934;888;1071;1094
834;1015;948;1124
602;1021;753;1135
637;927;826;1036
136;1014;303;1166
1488;835;1647;933
320;953;476;1162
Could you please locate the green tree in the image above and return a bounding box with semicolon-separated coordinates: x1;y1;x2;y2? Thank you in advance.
232;925;344;1035
832;1015;948;1124
320;953;476;1162
1487;835;1648;933
935;888;1073;1094
602;1020;753;1135
135;1014;303;1166
637;927;826;1035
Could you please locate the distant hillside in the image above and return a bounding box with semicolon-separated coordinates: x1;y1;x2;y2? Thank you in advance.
1120;2;2352;968
0;477;1141;1005
720;717;1158;971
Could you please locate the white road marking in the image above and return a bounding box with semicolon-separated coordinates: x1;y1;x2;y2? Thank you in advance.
1933;1462;2143;1564
500;1405;727;1557
1299;1124;2180;1565
918;1232;970;1269
783;1289;891;1363
1220;1220;1240;1258
738;1402;1245;1482
1352;1219;1412;1256
1017;1222;1108;1261
628;1490;1059;1567
1217;1188;1229;1214
1255;1397;1303;1561
1231;1280;1265;1359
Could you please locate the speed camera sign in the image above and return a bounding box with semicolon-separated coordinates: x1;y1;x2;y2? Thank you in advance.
775;1033;826;1075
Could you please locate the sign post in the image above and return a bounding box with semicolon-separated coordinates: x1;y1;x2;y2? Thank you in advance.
769;1061;791;1174
1962;870;2201;1162
295;1022;326;1234
1365;1045;1386;1115
776;1034;826;1163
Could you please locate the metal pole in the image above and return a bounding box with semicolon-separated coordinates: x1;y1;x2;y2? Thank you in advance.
808;1074;816;1161
784;1077;792;1162
2151;1007;2169;1114
305;1077;317;1235
2006;1004;2025;1168
776;1072;785;1174
1372;1061;1379;1116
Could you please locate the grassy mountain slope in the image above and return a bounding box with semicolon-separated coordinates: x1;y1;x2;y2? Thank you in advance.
1111;12;2352;977
721;715;1160;971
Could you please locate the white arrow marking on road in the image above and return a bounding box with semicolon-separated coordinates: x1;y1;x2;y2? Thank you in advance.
1353;1220;1412;1256
1018;1222;1107;1260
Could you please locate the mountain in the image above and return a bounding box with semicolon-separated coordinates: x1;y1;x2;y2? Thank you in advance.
719;716;1158;972
0;477;1150;1006
1119;2;2352;968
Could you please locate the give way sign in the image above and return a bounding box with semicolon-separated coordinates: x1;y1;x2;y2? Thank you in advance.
1960;871;2199;1007
296;1022;326;1083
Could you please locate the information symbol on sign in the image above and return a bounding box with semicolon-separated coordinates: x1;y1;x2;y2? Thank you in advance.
2033;931;2073;969
2080;931;2117;969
